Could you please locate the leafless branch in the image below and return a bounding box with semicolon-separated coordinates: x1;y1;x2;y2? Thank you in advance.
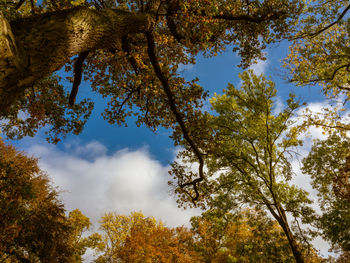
115;87;140;116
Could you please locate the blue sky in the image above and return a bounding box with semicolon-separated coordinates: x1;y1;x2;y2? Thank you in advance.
5;38;334;259
68;40;325;164
14;40;325;162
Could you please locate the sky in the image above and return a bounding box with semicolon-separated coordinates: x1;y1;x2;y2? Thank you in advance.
5;39;336;259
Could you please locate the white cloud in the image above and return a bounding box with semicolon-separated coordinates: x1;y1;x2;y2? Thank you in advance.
23;142;202;262
248;57;268;75
178;63;195;72
273;96;284;115
285;99;345;254
20;97;344;258
25;143;201;230
64;141;107;159
237;56;269;88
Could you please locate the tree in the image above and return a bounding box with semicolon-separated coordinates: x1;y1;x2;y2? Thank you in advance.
333;252;350;263
66;209;103;263
284;1;350;132
335;155;350;202
191;208;306;263
170;71;315;263
0;0;303;158
0;139;97;262
285;0;350;91
95;211;201;262
302;133;350;252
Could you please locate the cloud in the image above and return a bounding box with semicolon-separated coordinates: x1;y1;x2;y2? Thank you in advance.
178;63;195;72
273;96;284;115
285;99;345;254
64;141;107;160
21;97;342;257
237;56;269;88
286;100;333;206
248;57;268;75
25;143;201;230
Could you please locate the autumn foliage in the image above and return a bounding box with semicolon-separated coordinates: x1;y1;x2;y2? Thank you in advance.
95;212;201;263
0;140;97;262
1;0;350;262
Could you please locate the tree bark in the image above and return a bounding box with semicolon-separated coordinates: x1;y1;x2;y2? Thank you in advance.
279;219;305;263
263;200;305;263
274;206;305;263
0;7;151;112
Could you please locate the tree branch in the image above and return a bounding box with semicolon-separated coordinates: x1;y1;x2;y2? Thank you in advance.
309;120;350;131
121;35;140;74
212;11;287;23
145;30;205;203
329;63;350;81
14;0;25;9
290;63;350;85
310;4;350;37
69;51;89;106
166;15;185;43
15;0;35;13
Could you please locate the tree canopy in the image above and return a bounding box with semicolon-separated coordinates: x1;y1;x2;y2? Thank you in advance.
94;211;201;263
0;139;97;262
284;1;350;132
0;0;302;148
190;208;297;263
170;70;316;262
91;209;324;262
302;133;350;252
2;0;350;261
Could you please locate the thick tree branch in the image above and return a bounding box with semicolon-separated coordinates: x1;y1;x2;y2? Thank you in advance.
166;8;287;44
165;0;185;43
145;30;205;202
0;6;151;113
166;15;185;43
212;11;287;23
14;0;25;9
15;0;35;13
69;51;89;106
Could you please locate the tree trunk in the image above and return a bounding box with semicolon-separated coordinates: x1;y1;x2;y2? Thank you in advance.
0;7;151;112
275;206;305;263
279;219;305;263
264;201;305;263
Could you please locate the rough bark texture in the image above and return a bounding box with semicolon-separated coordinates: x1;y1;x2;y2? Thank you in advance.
0;7;151;112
